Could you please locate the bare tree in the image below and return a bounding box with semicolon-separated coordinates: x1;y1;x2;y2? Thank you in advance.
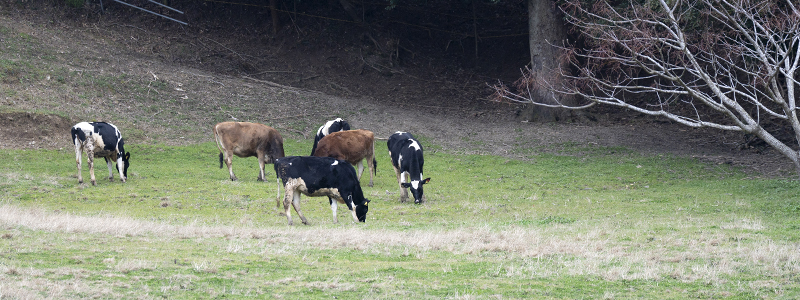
495;0;800;178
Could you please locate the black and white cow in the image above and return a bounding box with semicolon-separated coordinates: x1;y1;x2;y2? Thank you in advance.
274;156;370;225
387;132;430;204
310;118;350;155
71;122;130;186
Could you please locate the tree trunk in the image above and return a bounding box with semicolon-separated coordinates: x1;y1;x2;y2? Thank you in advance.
269;0;281;36
269;0;279;34
525;0;574;122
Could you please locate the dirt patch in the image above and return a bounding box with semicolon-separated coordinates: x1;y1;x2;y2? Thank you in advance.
0;112;74;149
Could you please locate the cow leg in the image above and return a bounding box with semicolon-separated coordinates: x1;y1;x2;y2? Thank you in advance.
400;172;410;202
223;151;237;181
275;178;282;208
87;153;96;186
355;160;365;182
329;197;339;223
394;166;409;202
366;154;375;187
282;187;295;225
85;136;97;186
349;206;360;223
105;157;114;181
256;152;266;182
74;139;84;184
291;190;309;225
116;155;126;183
339;194;360;223
283;183;308;226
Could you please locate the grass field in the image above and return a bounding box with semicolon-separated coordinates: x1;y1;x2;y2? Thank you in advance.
2;8;800;299
2;138;799;299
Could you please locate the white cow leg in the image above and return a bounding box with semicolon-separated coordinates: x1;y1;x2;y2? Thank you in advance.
117;156;126;183
275;178;282;208
106;159;114;181
329;198;338;223
87;153;96;186
257;154;266;182
349;205;360;223
283;188;294;225
394;166;408;202
356;160;365;181
86;137;97;186
75;140;83;184
291;191;309;225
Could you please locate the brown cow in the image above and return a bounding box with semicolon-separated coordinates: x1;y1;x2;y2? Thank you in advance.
312;129;376;187
213;122;285;181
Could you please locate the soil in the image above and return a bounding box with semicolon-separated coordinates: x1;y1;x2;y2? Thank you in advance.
0;1;794;178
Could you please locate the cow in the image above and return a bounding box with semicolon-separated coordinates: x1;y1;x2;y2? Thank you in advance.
213;121;285;182
312;129;376;187
387;131;430;204
71;122;130;186
310;118;350;156
274;156;370;225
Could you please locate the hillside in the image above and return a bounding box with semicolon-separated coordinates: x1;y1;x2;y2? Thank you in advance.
0;1;792;177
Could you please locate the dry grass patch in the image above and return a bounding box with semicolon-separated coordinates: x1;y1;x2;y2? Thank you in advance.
2;204;800;286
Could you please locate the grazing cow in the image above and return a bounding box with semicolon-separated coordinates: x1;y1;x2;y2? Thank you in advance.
213;122;285;181
310;118;350;156
71;122;130;186
274;156;370;225
387;131;430;204
312;129;376;187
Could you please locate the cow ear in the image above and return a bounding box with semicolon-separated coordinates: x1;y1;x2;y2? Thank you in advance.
401;182;412;188
364;199;370;205
125;152;131;160
422;178;431;184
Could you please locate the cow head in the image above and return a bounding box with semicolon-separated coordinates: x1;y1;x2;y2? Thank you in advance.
356;199;370;222
330;118;350;133
401;177;430;204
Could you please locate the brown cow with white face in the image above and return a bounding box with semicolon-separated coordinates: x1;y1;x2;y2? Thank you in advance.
213;122;285;181
312;129;376;187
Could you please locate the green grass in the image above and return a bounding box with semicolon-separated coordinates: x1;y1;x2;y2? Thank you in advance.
2;9;800;299
2;139;799;299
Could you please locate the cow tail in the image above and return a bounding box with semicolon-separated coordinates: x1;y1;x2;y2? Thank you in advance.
373;157;377;175
213;125;224;169
310;139;319;156
70;128;77;145
70;127;86;145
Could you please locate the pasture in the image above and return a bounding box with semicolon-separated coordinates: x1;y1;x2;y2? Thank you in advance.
2;7;800;299
1;138;799;299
